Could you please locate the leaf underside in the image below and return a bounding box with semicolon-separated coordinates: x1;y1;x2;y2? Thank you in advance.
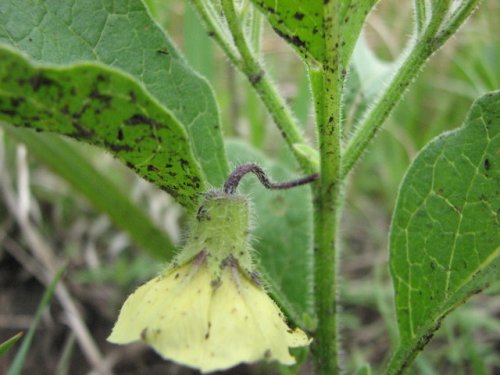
0;0;229;186
0;46;204;210
388;91;500;373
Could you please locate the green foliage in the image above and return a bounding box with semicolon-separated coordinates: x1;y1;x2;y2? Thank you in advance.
0;333;23;358
0;0;228;186
0;46;204;210
0;1;496;374
250;0;377;67
388;91;500;374
7;269;63;375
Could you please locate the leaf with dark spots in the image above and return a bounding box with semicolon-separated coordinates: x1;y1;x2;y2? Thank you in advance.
125;114;158;127
30;73;56;91
10;97;25;107
251;0;377;67
0;45;204;210
0;0;228;187
72;120;95;139
89;88;113;104
293;12;305;21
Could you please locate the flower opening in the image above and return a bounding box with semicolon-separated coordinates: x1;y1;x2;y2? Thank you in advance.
108;192;309;373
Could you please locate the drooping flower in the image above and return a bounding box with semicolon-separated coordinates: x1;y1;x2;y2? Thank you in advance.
108;192;309;373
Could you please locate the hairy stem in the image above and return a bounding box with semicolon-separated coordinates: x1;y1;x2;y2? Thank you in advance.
341;0;480;179
311;2;343;374
217;0;315;173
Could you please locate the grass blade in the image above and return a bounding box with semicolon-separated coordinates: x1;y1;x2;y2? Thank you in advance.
4;127;175;260
7;268;64;375
0;333;24;357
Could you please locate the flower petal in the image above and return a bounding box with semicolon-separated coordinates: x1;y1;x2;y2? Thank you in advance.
108;262;212;364
199;268;309;373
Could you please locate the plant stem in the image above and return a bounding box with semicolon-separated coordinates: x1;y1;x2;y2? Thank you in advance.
311;2;343;374
340;0;477;179
217;0;315;173
189;0;240;63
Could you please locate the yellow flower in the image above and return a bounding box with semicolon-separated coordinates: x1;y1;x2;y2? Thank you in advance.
108;192;309;373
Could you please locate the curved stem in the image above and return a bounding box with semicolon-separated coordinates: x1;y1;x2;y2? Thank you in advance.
223;162;318;194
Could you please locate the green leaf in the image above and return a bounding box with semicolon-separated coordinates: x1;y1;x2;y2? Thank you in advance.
3;126;175;260
8;269;64;375
0;45;204;210
387;91;500;374
0;0;228;186
250;0;377;66
0;333;23;358
226;140;313;325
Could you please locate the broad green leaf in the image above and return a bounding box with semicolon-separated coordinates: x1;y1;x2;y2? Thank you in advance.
226;140;313;325
8;269;63;375
0;45;203;210
0;0;228;186
388;91;500;374
3;126;175;260
250;0;377;67
0;333;23;358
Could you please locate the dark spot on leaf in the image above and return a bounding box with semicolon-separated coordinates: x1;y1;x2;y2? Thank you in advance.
10;97;25;108
128;91;137;103
180;159;189;170
72;120;95;138
293;12;305;21
484;158;490;170
29;74;55;92
60;104;70;115
125;114;156;127
272;27;306;49
105;141;133;152
0;109;16;116
89;88;112;104
147;164;158;172
117;128;124;141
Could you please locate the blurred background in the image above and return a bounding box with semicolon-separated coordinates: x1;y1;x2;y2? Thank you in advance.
0;1;498;374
